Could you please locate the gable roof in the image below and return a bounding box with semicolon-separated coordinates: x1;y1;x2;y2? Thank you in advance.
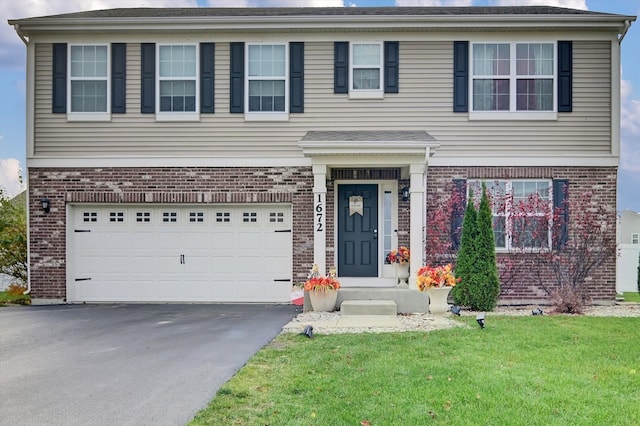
8;6;617;21
9;6;635;36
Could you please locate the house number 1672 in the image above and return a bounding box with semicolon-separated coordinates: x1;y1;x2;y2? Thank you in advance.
315;194;324;232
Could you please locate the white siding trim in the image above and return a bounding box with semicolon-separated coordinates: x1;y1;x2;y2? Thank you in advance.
611;39;621;157
429;156;619;167
27;157;312;168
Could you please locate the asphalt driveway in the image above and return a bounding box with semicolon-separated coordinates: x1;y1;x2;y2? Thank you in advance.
0;303;298;426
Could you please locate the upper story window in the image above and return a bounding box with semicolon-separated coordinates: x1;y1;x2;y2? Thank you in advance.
471;42;555;119
246;43;288;117
69;45;110;119
157;44;198;118
468;179;552;250
350;42;383;98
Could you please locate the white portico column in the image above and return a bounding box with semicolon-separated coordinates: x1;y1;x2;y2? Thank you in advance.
312;163;327;275
409;163;426;289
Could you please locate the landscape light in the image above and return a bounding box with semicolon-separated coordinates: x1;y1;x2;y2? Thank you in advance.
450;305;462;316
476;313;485;329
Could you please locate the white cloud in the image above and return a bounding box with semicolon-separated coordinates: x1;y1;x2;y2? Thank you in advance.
491;0;587;9
0;158;25;198
620;74;640;173
207;0;345;5
395;1;473;6
1;0;197;69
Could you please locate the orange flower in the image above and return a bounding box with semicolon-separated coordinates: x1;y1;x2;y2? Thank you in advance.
304;276;341;291
416;264;459;291
386;246;410;264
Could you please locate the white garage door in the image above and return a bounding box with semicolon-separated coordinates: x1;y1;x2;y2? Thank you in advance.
67;204;292;302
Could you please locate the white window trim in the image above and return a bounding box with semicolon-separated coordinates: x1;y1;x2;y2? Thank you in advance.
469;41;557;120
349;41;384;99
468;179;553;251
244;42;289;121
155;43;200;122
67;43;111;122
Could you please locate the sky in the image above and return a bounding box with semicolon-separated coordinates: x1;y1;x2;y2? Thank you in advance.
0;0;638;212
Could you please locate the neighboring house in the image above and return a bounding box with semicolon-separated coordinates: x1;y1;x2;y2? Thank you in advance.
8;6;635;305
617;210;640;293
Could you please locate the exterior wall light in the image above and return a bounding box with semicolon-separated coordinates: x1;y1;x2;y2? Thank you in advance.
41;197;50;213
402;186;410;202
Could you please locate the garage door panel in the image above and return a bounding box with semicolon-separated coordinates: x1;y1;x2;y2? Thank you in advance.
69;204;291;302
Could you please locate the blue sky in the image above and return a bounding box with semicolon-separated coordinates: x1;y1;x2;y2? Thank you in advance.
1;0;638;212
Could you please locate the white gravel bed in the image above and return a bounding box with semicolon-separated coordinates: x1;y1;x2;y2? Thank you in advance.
284;303;640;335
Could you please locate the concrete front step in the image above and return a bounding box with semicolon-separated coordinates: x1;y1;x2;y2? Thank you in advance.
341;299;397;315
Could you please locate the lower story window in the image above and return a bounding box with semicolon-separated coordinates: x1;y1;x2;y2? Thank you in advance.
468;179;552;250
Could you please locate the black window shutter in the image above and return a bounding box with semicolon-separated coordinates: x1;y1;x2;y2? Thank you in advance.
140;43;155;114
553;179;569;250
200;43;215;113
451;179;467;249
384;41;399;94
334;42;348;94
111;43;126;114
558;41;572;113
52;43;67;114
290;42;304;113
453;41;469;113
229;42;244;113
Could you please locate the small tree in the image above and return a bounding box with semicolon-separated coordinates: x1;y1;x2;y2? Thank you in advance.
467;183;501;311
452;190;478;307
0;191;27;284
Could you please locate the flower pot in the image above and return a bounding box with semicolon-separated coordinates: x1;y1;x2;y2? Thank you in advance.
394;263;410;288
308;289;338;312
426;286;452;315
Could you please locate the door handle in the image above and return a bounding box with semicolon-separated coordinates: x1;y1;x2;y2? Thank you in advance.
373;228;378;239
180;254;185;264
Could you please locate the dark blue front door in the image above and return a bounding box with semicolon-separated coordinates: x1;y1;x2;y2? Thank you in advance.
337;184;378;277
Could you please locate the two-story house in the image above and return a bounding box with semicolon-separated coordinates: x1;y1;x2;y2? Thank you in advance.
9;6;635;306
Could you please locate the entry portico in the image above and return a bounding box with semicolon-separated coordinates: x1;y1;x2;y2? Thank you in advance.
299;131;439;287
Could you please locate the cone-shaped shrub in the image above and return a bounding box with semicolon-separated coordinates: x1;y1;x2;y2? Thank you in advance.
452;190;477;306
468;183;501;311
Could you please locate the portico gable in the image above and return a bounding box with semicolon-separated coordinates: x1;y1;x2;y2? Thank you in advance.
299;131;439;287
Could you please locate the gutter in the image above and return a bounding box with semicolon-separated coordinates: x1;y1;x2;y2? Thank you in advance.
618;19;632;44
12;23;29;45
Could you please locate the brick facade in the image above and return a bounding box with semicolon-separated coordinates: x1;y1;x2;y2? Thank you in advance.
28;166;315;299
426;166;618;302
29;165;617;302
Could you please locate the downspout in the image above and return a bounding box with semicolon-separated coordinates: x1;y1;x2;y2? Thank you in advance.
619;20;631;44
13;24;31;295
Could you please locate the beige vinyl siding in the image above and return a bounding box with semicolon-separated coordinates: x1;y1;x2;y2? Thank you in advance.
33;40;612;159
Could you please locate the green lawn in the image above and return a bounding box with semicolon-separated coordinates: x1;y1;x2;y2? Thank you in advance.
623;292;640;303
0;290;30;305
191;316;640;425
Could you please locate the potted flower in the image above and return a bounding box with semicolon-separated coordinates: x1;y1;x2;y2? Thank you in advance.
304;264;340;311
386;246;410;287
416;264;460;314
385;246;410;265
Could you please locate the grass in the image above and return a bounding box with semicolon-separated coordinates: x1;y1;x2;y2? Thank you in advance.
191;316;640;425
622;292;640;303
0;290;30;305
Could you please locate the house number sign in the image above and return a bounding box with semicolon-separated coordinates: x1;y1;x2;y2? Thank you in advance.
315;194;324;232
